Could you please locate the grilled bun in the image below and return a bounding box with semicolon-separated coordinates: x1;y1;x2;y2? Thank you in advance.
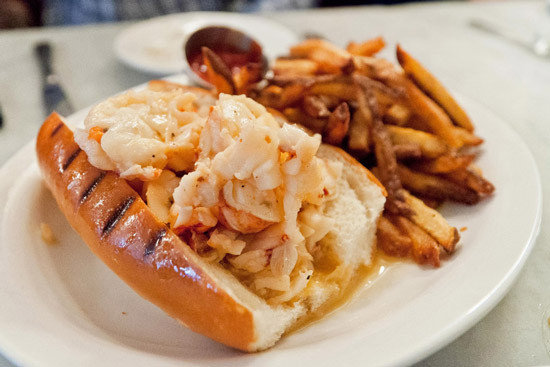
36;106;385;351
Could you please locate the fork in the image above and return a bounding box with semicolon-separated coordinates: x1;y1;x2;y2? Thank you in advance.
469;18;550;59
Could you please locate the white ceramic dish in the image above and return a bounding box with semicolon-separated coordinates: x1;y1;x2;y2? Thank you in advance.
113;12;299;75
0;77;542;367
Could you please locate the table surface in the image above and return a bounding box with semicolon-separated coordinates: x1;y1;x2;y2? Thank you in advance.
1;1;549;366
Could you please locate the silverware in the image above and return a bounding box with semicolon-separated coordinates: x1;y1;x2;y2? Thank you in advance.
34;42;74;117
469;18;550;58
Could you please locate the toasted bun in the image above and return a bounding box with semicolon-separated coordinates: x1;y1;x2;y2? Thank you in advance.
36;112;385;351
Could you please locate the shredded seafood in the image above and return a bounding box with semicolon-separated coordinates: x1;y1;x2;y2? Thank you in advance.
76;86;342;304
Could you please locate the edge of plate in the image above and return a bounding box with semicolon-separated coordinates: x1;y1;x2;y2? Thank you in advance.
0;86;542;367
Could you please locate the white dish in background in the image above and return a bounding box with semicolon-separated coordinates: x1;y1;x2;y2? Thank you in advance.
113;12;300;75
0;75;542;367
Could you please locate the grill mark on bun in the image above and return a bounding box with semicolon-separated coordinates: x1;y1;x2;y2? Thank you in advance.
50;122;64;137
102;196;136;237
144;228;167;258
80;171;107;205
63;148;82;172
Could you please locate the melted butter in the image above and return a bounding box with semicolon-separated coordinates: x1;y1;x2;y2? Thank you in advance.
287;249;399;334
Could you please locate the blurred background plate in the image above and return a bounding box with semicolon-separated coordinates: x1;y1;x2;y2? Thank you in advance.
113;12;299;75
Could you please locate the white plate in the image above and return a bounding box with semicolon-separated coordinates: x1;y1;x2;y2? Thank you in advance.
113;12;299;75
0;78;542;367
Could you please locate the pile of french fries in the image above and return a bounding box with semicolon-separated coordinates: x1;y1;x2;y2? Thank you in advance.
199;38;494;267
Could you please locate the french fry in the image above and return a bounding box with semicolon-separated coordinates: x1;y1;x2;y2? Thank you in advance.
396;45;474;132
290;39;353;74
347;110;371;156
324;102;350;145
202;47;235;95
254;85;283;109
393;215;440;267
258;84;306;110
274;74;398;107
316;94;342;110
377;215;412;258
373;64;460;145
414;195;443;209
468;163;483;175
412;154;475;174
353;74;405;105
393;143;422;160
234;63;263;94
273;58;319;76
384;104;411;126
279;84;307;109
283;107;326;134
347;37;386;57
452;126;484;146
309;81;357;100
397;164;480;204
401;114;431;133
269;74;343;88
402;190;459;253
303;95;331;118
386;125;448;159
233;68;251;95
362;83;411;215
402;79;462;148
352;54;401;81
444;165;495;195
290;38;351;60
352;73;397;92
354;78;373;124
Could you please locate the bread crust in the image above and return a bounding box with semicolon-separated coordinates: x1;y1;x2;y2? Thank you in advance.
322;144;387;197
36;113;256;351
36;110;385;352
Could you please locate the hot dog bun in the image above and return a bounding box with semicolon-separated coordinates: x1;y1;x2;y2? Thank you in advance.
36;106;385;351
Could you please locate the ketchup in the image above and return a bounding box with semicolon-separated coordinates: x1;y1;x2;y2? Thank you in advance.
190;50;258;81
185;26;263;83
